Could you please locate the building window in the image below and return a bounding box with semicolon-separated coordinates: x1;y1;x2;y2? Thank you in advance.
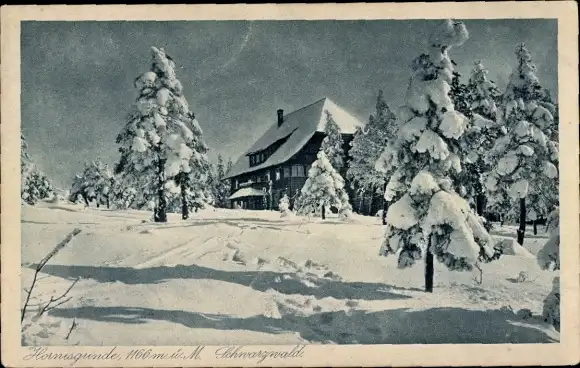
305;165;312;175
234;179;238;189
292;165;305;177
275;169;281;181
283;166;290;178
260;153;265;162
266;171;271;182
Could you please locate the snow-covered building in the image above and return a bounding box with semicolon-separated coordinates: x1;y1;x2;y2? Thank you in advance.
224;97;363;210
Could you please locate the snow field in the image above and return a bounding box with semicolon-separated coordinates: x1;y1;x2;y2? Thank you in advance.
21;202;558;345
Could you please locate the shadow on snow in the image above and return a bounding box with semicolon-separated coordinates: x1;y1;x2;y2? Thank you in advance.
48;305;558;344
32;263;415;301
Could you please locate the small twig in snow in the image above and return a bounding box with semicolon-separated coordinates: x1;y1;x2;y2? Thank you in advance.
39;278;80;315
21;229;82;323
65;319;77;340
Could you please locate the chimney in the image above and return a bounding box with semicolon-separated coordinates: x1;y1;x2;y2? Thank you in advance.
277;109;284;127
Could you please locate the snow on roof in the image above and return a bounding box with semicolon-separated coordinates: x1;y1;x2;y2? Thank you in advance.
224;97;363;179
228;187;266;200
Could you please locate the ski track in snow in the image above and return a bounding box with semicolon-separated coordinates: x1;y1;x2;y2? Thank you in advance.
21;204;559;346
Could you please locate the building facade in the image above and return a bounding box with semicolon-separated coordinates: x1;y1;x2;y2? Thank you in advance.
224;97;363;211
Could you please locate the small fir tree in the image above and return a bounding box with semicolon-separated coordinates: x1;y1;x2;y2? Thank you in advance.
295;150;352;220
22;170;54;205
20;135;55;205
279;194;292;217
69;161;113;208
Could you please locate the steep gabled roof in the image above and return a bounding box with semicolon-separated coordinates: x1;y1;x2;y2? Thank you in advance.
224;97;363;179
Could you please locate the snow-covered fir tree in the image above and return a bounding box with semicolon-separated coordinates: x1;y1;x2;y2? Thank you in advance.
22;170;55;206
320;110;345;172
21;135;33;178
453;61;504;223
295;150;352;220
169;161;213;218
21;134;55;205
279;194;292;218
377;20;501;293
110;176;138;210
115;46;211;222
485;43;559;244
69;161;113;208
349;90;397;220
213;154;231;208
226;157;233;175
536;207;560;330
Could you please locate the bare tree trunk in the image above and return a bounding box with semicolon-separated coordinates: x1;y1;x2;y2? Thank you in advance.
476;194;485;216
181;182;189;220
154;156;167;223
321;205;326;220
517;198;526;245
533;219;538;235
368;188;373;217
106;195;110;209
82;193;89;207
425;238;434;293
382;182;388;225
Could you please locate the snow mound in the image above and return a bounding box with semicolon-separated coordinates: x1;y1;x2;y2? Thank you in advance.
495;238;534;258
542;277;560;331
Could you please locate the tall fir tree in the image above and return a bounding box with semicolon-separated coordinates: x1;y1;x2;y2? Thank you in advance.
21;134;33;178
378;20;501;293
466;61;505;218
349;90;397;219
214;154;231;208
485;44;558;244
226;157;233;175
69;161;113;208
320;110;345;172
115;46;211;222
451;61;504;223
295;150;352;220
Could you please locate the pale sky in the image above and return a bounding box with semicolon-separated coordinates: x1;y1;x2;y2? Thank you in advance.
21;19;558;189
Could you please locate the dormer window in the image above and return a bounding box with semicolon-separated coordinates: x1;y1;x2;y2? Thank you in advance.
250;152;268;167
